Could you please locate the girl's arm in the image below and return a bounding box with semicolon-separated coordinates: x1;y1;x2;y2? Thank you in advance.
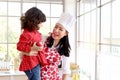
20;42;43;57
17;33;32;53
17;33;43;53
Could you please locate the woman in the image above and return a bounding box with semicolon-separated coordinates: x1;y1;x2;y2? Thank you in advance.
41;13;76;80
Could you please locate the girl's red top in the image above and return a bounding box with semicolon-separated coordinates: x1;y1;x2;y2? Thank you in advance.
17;29;42;71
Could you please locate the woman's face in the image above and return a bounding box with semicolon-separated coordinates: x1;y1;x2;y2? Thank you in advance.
52;23;67;40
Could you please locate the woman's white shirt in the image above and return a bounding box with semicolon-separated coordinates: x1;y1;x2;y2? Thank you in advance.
61;55;71;74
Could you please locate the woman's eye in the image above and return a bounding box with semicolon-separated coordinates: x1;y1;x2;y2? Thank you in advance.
55;26;58;28
59;29;63;31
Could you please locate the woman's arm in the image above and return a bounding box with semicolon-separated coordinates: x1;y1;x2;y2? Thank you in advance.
62;74;70;80
61;56;71;80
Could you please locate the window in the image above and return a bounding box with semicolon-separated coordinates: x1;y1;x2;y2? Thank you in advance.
77;0;120;80
0;0;63;73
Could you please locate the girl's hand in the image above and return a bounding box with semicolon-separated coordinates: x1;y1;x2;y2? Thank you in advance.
31;42;43;51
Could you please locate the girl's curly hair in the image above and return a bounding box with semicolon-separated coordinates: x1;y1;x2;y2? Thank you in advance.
20;7;46;31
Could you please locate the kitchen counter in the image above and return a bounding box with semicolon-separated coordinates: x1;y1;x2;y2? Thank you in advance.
0;71;27;80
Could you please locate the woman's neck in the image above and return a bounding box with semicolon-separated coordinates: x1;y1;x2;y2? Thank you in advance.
53;39;59;47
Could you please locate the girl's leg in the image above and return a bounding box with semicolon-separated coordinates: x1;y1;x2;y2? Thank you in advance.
31;64;40;80
24;64;40;80
24;70;33;80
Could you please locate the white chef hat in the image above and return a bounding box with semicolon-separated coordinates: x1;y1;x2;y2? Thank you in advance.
57;13;76;33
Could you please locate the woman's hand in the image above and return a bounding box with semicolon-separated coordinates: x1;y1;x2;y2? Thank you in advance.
62;74;70;80
20;51;38;57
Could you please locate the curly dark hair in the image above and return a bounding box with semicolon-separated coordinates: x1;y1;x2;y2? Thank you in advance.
20;7;46;31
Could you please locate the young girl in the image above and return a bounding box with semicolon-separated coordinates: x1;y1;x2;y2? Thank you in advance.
17;7;46;80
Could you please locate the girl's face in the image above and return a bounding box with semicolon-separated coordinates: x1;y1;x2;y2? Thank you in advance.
37;23;43;30
52;23;67;40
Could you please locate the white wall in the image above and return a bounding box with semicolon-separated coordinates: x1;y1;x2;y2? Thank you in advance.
63;0;77;63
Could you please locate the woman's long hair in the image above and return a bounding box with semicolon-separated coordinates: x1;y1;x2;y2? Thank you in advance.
45;34;71;57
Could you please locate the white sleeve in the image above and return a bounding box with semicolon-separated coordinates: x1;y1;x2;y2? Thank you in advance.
61;56;71;74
